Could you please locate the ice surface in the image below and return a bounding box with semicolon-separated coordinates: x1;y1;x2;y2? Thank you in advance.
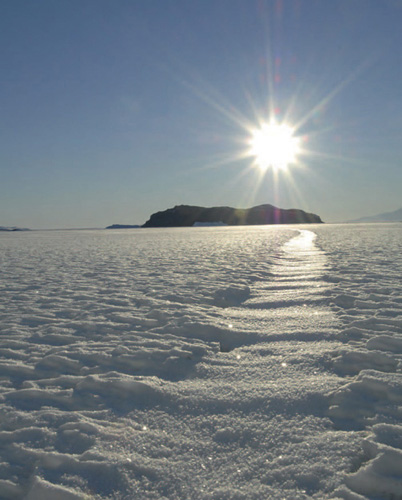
0;224;401;499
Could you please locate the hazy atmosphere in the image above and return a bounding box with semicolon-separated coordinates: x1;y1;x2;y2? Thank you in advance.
1;0;402;229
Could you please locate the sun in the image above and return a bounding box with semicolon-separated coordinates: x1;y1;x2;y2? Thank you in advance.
248;121;301;172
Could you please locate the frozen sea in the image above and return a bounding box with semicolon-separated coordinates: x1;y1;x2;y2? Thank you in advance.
1;223;402;500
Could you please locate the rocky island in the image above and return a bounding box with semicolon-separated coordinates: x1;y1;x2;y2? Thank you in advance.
106;224;141;229
0;226;30;232
142;204;322;227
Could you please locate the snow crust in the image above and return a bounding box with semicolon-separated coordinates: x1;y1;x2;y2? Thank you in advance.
0;223;401;499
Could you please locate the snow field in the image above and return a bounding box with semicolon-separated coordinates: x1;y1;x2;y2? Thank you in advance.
315;224;402;499
0;224;401;499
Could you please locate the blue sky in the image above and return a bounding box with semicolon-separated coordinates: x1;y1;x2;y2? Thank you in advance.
1;0;402;228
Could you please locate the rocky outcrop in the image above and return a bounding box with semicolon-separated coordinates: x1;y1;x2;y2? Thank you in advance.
142;204;322;227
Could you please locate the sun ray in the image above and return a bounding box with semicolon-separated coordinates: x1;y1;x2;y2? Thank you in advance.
177;74;254;131
293;56;376;131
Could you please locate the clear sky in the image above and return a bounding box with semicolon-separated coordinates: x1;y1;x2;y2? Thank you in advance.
1;0;402;228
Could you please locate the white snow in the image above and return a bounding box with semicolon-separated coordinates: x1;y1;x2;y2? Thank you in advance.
0;223;401;499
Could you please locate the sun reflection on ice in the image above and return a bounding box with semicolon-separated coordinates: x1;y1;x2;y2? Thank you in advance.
283;230;317;252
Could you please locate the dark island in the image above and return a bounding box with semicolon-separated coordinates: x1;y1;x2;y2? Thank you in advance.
142;204;322;227
106;224;141;229
0;226;30;232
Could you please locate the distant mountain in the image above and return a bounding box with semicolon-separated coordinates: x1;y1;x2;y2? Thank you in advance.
106;224;141;229
142;204;323;228
350;208;402;223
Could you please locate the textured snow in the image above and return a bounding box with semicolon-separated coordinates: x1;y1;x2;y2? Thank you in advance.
0;223;401;499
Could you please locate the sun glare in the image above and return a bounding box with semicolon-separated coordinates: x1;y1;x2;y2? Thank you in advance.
248;122;301;172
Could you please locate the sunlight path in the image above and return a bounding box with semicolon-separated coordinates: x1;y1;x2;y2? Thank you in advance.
244;228;330;312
